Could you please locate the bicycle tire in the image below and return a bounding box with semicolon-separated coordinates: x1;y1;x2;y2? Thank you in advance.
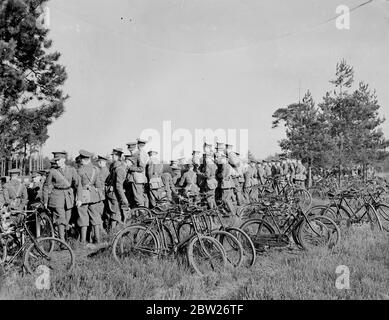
23;237;75;275
364;203;383;232
298;216;340;250
210;230;243;268
374;203;389;232
240;219;276;251
187;235;227;276
322;204;351;227
225;227;256;267
112;225;160;263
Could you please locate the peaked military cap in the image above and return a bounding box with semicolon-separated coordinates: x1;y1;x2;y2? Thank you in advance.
97;155;108;161
137;138;148;145
126;141;137;147
78;149;93;159
52;151;67;159
148;150;158;156
111;148;124;156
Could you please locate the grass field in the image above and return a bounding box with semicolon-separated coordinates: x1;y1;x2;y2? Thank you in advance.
1;222;388;300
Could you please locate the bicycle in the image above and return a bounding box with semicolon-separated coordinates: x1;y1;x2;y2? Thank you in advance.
0;209;75;275
111;203;227;276
240;197;341;252
316;188;383;231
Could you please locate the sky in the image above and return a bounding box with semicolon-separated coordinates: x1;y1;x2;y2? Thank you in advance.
41;0;389;160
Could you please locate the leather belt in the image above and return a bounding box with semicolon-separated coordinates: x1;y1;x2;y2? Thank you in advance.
54;187;71;190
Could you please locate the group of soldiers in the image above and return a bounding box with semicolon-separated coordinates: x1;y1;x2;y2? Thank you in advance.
0;139;308;247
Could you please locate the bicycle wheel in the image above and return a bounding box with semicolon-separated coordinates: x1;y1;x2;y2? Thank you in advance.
364;204;383;232
37;212;55;238
322;204;351;227
187;235;227;276
298;216;340;250
375;204;389;232
225;227;256;267
23;237;75;274
240;219;275;251
211;230;243;268
302;215;341;249
111;225;159;263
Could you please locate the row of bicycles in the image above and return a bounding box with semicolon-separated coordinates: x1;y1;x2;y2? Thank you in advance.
1;175;387;278
110;188;339;276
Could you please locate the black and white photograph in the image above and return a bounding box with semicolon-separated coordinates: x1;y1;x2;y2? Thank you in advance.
0;0;389;305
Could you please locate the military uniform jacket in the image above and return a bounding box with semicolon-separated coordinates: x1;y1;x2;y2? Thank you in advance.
127;151;148;184
217;163;234;189
77;163;102;204
97;166;109;201
3;180;28;209
172;172;182;186
43;166;82;210
202;162;218;190
106;161;128;205
256;165;266;185
179;170;200;193
244;165;257;188
161;172;176;195
146;158;164;189
264;166;272;178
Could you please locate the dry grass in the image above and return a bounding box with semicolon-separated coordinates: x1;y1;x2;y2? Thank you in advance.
1;223;388;300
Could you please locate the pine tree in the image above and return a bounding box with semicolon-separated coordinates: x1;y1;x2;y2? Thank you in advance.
0;0;68;173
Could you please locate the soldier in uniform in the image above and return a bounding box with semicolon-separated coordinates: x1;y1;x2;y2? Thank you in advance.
198;153;218;209
179;163;200;202
76;150;103;245
126;141;138;155
42;151;82;243
96;155;109;231
106;148;128;231
146;150;164;208
217;153;235;215
127;139;149;207
228;151;246;206
161;167;177;202
243;159;257;203
27;171;43;206
3;168;28;211
171;164;182;186
256;161;266;185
